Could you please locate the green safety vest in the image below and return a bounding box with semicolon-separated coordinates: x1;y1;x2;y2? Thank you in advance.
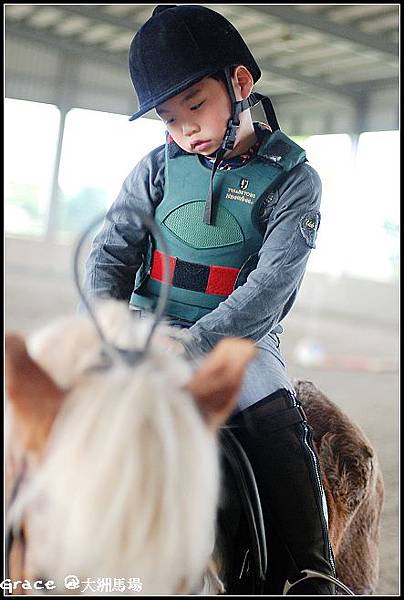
130;130;306;322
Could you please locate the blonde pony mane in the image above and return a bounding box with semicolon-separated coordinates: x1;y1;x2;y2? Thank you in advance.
10;300;220;594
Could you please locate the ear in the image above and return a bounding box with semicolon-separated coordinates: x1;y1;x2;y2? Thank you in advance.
185;338;256;430
5;333;65;456
233;65;254;100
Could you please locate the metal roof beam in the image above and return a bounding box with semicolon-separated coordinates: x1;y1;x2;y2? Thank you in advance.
7;22;360;103
6;19;398;106
249;5;398;58
257;61;359;100
340;78;398;95
42;5;145;32
5;24;127;71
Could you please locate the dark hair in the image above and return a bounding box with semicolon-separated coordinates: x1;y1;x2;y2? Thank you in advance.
209;66;237;85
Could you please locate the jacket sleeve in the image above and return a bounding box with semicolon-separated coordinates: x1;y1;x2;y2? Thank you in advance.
186;162;322;354
83;146;165;301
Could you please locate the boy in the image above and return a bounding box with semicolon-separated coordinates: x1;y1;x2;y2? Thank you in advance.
84;5;336;595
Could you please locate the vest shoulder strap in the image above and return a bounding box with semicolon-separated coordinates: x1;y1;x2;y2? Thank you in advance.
257;129;306;173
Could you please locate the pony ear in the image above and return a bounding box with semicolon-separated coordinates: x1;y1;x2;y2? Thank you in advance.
185;338;256;430
5;333;65;455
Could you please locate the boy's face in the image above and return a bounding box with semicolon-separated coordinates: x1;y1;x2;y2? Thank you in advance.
156;76;231;156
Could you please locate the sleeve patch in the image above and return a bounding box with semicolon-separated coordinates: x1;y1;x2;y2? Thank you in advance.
299;211;321;248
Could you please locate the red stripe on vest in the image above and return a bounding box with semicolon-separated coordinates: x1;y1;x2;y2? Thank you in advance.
206;265;239;296
150;250;176;283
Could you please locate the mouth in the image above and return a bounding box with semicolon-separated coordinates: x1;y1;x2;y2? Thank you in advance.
191;140;211;152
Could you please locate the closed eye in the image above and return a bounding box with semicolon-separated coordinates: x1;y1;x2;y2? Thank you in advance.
190;101;205;111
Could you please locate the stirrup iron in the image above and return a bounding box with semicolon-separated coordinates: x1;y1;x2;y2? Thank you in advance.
283;568;355;595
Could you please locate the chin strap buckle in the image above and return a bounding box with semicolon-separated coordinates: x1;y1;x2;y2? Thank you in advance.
222;119;240;151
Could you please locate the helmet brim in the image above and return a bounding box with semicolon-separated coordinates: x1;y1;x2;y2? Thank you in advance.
129;67;226;122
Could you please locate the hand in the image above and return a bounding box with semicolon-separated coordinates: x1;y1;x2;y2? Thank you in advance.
156;334;186;356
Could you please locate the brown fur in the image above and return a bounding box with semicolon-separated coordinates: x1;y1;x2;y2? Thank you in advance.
294;379;384;595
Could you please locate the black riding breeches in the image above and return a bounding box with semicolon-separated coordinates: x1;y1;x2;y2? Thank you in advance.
226;388;336;595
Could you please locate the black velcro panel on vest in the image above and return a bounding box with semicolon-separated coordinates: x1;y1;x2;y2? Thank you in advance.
269;138;291;158
171;257;210;292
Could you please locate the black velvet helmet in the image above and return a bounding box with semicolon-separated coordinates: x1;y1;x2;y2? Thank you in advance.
128;4;261;121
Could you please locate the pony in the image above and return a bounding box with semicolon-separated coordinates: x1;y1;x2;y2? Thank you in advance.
5;299;384;595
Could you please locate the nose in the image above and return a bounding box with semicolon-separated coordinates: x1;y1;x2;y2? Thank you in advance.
182;121;199;137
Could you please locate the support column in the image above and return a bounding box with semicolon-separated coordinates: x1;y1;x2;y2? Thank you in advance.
45;107;67;241
45;54;78;241
350;94;368;154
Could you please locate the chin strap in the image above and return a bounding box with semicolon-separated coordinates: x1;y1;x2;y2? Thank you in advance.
203;68;280;225
203;67;241;225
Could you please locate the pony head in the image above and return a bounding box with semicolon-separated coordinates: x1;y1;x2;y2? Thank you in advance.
5;300;256;594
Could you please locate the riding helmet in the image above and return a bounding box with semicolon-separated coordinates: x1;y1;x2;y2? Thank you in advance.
128;4;261;121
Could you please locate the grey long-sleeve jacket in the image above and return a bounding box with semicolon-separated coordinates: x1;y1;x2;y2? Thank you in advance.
84;142;321;356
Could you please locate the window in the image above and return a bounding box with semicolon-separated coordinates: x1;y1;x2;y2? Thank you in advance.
297;131;399;283
301;134;354;278
349;130;399;282
56;109;166;241
5;98;60;237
